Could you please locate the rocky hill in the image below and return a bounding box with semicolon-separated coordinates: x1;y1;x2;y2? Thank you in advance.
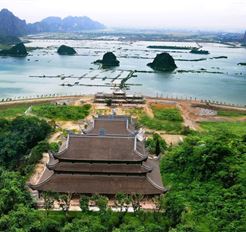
147;53;177;72
57;45;76;55
0;9;27;36
94;52;120;68
27;16;105;34
0;43;28;57
0;8;105;37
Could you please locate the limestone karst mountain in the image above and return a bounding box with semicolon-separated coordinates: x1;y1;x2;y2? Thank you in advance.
57;45;77;55
147;52;177;72
0;8;105;37
94;52;120;68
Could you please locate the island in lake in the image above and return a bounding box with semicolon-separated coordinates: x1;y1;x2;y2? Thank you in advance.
57;45;76;55
0;42;28;56
147;52;177;72
190;48;210;54
94;52;120;68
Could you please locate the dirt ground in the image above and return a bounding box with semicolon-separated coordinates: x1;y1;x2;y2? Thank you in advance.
56;121;82;132
160;134;184;145
177;100;246;129
28;153;49;185
146;98;246;130
48;131;62;143
5;94;243;147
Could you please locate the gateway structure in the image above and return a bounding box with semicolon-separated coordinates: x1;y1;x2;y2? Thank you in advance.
30;116;165;196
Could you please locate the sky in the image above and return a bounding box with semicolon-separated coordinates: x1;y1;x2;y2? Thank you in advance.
0;0;245;31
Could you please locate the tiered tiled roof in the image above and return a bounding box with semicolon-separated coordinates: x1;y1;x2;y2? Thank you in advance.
29;115;165;195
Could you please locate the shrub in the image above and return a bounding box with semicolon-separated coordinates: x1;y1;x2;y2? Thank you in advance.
32;104;91;121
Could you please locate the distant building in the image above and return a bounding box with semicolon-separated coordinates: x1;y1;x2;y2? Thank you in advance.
94;91;145;105
29;115;165;196
54;99;75;106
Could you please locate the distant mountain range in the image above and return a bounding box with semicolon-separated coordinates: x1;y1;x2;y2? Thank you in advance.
0;9;105;37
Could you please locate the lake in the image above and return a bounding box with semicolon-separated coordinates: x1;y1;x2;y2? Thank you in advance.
0;39;245;105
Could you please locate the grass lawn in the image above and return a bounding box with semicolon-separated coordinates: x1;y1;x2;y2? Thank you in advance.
151;106;183;122
0;104;31;118
31;104;91;121
200;121;246;136
139;105;183;134
217;110;246;117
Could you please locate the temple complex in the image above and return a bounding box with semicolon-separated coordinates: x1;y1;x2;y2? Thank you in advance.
94;91;145;105
30;115;165;196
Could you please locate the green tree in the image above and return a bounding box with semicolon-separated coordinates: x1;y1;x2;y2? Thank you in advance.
0;204;40;232
95;195;108;213
131;193;143;213
145;133;167;156
41;191;56;216
105;98;112;106
0;168;33;215
115;192;127;212
56;193;73;217
160;129;246;231
49;142;59;153
153;195;165;213
61;216;106;232
28;141;49;165
0;116;52;171
155;138;161;156
79;195;90;212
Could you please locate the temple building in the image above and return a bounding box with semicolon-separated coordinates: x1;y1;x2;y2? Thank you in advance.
30;116;165;196
94;90;145;105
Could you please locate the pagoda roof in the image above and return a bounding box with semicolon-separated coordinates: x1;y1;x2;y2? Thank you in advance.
29;170;165;195
54;134;147;162
47;162;152;174
29;115;165;196
86;115;135;136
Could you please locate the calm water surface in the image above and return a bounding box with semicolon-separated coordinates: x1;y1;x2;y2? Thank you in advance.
0;40;245;105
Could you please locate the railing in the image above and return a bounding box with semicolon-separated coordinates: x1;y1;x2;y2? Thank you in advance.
0;93;88;103
149;93;246;108
0;92;245;108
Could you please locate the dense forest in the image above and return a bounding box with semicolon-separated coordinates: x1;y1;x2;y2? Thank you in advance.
160;130;246;231
0;116;245;231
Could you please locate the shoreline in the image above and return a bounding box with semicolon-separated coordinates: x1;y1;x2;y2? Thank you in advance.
0;94;245;111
